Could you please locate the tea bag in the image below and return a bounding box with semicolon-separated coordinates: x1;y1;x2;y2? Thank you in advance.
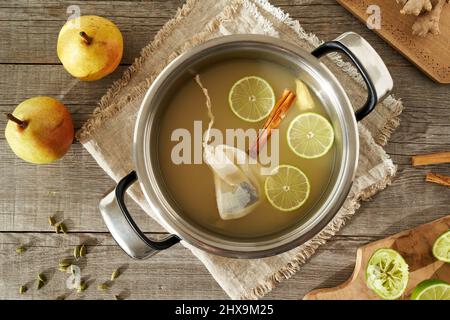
204;144;261;220
195;75;261;220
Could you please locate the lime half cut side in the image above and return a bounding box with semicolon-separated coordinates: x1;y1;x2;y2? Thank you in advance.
365;248;409;300
432;230;450;263
411;279;450;300
228;76;275;122
264;165;310;212
287;113;334;159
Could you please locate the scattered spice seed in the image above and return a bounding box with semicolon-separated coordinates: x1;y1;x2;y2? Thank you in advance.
55;224;60;234
38;273;46;283
55;295;65;300
113;294;123;300
59;265;70;272
19;285;27;294
74;246;81;260
37;279;45;290
15;246;26;254
58;259;72;272
111;268;120;281
97;283;109;291
59;223;68;234
80;244;87;257
36;273;46;289
48;216;56;226
77;281;87;293
59;258;72;268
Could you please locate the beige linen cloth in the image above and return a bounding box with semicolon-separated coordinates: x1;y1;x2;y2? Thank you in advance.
77;0;403;299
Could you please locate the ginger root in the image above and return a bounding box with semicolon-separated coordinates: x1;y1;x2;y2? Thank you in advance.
397;0;434;15
412;0;447;36
397;0;449;36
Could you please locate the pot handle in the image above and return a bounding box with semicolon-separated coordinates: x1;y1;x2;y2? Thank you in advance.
99;171;180;259
311;32;393;121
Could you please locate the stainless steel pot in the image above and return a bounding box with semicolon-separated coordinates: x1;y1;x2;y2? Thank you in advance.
99;32;393;259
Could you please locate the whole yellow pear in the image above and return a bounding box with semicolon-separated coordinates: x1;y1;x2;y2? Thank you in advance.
57;15;123;81
5;97;74;164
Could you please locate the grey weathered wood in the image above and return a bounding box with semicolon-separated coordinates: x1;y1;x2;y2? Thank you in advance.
0;232;374;299
0;0;449;299
0;0;411;66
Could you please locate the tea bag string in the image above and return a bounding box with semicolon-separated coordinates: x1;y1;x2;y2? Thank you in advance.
195;74;214;149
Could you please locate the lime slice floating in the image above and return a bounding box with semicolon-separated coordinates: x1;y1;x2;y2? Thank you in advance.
365;248;409;300
264;165;310;212
411;279;450;300
287;113;334;159
229;76;275;122
432;230;450;263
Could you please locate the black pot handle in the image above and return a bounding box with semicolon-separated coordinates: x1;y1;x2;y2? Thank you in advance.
99;171;180;259
312;32;393;121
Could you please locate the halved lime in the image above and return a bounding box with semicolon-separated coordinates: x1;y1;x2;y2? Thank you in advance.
411;279;450;300
365;248;409;300
432;230;450;263
287;113;334;159
264;165;310;212
228;76;275;122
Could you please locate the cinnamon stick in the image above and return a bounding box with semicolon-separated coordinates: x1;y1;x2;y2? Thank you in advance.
412;152;450;166
425;173;450;187
249;89;296;158
261;89;291;131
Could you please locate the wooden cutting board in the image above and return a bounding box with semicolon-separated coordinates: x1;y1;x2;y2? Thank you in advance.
304;215;450;300
336;0;450;84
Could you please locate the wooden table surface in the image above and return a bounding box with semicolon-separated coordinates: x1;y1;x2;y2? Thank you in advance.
1;0;449;300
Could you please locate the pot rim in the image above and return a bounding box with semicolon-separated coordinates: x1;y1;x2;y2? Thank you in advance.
133;34;359;258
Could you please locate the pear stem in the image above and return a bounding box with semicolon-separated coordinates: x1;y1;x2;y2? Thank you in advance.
79;31;92;45
6;113;28;129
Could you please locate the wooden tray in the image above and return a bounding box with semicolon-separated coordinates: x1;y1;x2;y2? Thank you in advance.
304;215;450;300
337;0;450;84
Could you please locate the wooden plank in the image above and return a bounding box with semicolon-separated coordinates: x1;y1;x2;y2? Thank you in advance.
0;1;184;20
0;0;182;64
0;64;448;106
0;19;171;65
0;65;126;105
0;232;375;299
0;140;167;233
0;0;413;66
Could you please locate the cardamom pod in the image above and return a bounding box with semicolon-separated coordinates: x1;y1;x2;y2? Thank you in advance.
15;246;26;254
73;245;80;259
48;216;56;226
37;279;45;290
111;268;120;281
58;259;72;272
80;244;87;257
59;223;67;234
77;281;87;293
97;283;109;291
59;258;72;268
19;285;27;294
59;265;69;272
38;273;46;282
55;224;60;234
